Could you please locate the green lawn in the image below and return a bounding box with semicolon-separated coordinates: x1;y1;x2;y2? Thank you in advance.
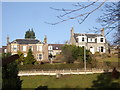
21;73;120;89
20;74;100;88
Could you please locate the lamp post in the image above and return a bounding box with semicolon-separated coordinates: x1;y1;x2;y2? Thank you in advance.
84;34;86;73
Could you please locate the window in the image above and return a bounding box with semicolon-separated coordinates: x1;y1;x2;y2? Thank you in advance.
82;37;84;41
39;46;42;51
12;45;17;51
95;38;97;42
56;47;58;49
22;46;26;51
101;46;104;52
29;46;32;49
4;49;7;53
39;54;42;60
29;46;33;51
91;38;92;41
37;46;42;51
37;54;42;60
100;38;104;42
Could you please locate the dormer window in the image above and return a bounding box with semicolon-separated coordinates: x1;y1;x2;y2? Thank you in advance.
56;47;58;49
82;37;84;41
13;40;17;43
100;38;104;42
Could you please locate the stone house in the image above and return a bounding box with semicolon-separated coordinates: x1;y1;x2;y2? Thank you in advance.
6;36;48;62
2;46;7;53
48;44;64;56
70;27;109;54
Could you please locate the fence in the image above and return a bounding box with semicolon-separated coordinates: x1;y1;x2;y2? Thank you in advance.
18;68;114;76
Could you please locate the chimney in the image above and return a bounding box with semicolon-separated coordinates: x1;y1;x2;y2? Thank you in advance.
101;28;104;36
71;27;74;36
7;35;9;44
44;35;47;44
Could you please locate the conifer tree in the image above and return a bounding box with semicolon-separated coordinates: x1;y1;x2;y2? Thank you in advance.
25;28;36;39
24;49;36;65
2;53;22;89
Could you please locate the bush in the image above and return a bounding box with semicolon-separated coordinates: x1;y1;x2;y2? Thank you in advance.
111;67;119;79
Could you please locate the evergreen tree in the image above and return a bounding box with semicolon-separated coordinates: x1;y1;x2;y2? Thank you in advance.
62;45;92;63
24;49;36;65
2;53;22;89
25;28;36;39
16;51;24;65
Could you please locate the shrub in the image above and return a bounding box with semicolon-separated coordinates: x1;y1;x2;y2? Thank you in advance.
111;67;119;79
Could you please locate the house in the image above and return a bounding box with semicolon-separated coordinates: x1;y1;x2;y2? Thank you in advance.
2;46;7;53
6;36;48;62
48;44;64;56
70;27;109;54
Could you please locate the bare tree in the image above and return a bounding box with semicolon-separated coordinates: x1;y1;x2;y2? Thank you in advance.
45;0;119;44
98;1;120;44
45;0;107;25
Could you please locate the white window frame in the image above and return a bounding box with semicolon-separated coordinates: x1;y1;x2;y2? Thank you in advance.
22;46;26;51
11;45;17;51
37;54;42;61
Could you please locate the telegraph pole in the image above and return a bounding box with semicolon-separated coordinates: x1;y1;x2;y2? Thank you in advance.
84;34;86;73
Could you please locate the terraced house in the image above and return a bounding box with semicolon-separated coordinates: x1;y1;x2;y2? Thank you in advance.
6;36;48;62
70;27;109;54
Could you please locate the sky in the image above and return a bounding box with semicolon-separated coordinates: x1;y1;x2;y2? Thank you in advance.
1;1;116;47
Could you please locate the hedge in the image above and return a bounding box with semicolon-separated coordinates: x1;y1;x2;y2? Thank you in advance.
18;63;84;71
18;62;120;71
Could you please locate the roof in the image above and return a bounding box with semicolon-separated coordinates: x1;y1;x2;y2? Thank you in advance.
74;33;102;38
74;33;102;43
48;44;64;50
11;39;41;44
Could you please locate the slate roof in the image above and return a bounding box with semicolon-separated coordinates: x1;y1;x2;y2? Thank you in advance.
74;33;102;43
11;39;41;44
48;44;64;50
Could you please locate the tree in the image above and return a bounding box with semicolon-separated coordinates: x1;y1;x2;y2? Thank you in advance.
45;0;107;25
61;45;92;63
16;51;24;65
2;53;22;89
46;1;119;44
24;49;36;65
62;45;75;63
25;28;36;39
97;1;120;44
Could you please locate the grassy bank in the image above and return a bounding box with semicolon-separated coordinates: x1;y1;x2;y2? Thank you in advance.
21;74;99;88
20;73;120;88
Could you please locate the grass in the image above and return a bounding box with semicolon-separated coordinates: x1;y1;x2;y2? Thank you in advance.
21;74;99;88
21;73;120;88
98;57;119;62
